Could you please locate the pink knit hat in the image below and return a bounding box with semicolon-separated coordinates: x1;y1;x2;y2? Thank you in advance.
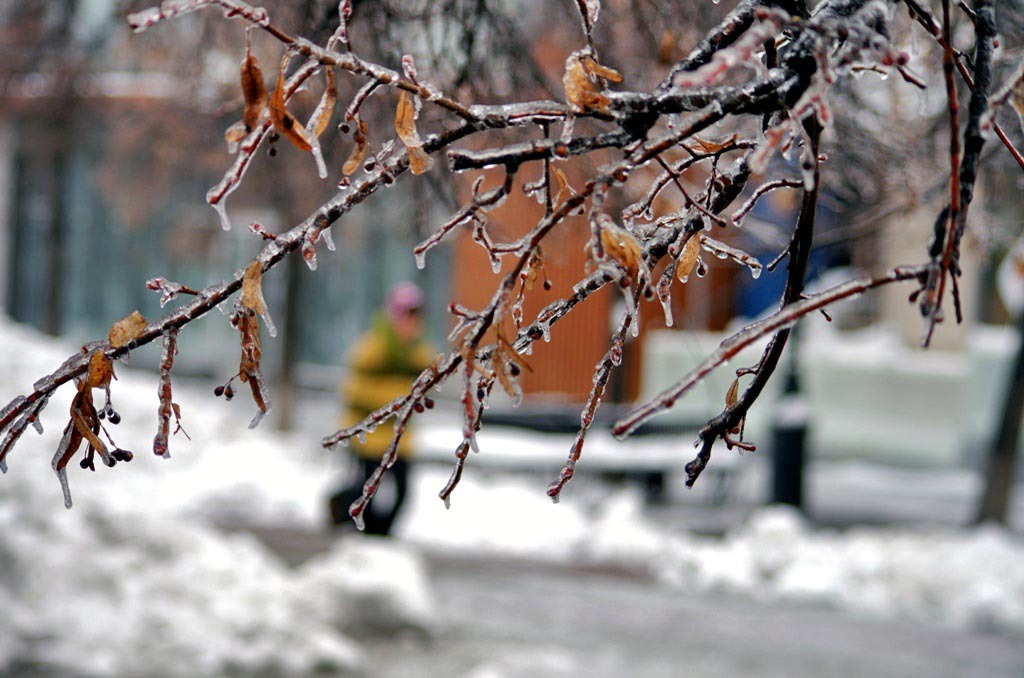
386;281;423;322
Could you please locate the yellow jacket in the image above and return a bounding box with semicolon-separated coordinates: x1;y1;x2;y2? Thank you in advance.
341;315;434;459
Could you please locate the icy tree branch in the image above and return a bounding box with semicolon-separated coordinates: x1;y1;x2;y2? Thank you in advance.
1;0;1019;517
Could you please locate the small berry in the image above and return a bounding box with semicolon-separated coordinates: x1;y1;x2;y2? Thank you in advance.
214;385;225;397
509;363;521;377
543;279;553;291
414;402;425;413
476;387;486;401
108;411;121;425
80;457;92;470
424;397;435;409
224;385;234;400
97;409;106;420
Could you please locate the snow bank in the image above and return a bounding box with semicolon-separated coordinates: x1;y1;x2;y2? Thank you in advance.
0;319;434;676
0;462;438;677
402;471;1024;635
2;313;1023;673
654;506;1024;634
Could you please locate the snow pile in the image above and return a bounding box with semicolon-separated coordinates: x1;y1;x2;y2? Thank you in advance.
0;466;441;676
3;313;1024;667
0;319;435;677
652;506;1024;633
297;539;435;637
402;473;1024;635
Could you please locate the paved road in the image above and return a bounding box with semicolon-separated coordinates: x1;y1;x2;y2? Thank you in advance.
246;527;1024;678
362;554;1023;678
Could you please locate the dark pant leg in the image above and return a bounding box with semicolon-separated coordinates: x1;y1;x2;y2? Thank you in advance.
377;457;410;536
330;456;409;535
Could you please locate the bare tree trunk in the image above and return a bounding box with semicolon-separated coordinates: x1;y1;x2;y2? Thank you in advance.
975;310;1024;524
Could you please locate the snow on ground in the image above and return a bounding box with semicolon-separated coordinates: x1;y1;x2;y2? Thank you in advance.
0;317;1022;676
398;470;1024;635
0;319;433;677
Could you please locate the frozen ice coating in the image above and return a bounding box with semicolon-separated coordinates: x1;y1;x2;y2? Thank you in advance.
127;7;163;32
211;197;232;232
310;142;328;179
320;227;336;252
259;307;277;338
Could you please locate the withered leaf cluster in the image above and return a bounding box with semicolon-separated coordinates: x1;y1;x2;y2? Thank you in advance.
229;262;273;427
52;311;149;507
562;50;622;113
395;91;433;175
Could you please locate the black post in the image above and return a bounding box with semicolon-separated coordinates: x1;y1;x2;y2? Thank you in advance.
771;327;807;508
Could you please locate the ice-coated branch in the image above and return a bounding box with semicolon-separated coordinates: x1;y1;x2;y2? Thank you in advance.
613;264;930;441
448;130;632;173
4;0;1018;515
152;327;179;459
657;0;810;92
547;295;637;502
920;0;995;345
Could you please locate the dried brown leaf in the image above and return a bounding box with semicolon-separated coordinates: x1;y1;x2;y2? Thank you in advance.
86;350;115;390
241;45;267;132
246;375;268;415
676;235;701;283
524;250;543;291
71;404;107;460
551;167;574;204
225;121;248;151
586;57;622;84
497;330;533;373
54;421;84;472
725;377;740;408
395;91;433;175
600;222;642;280
342;119;369;175
270;60;312;153
237;311;262;380
109;310;148;348
562;52;621;112
688;134;738;155
310;67;337;140
494;360;517;398
241;262;266;316
658;30;679;66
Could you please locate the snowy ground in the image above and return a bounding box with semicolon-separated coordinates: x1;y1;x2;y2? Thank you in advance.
0;317;1022;676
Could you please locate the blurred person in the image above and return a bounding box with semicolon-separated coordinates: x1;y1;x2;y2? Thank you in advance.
329;282;434;535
